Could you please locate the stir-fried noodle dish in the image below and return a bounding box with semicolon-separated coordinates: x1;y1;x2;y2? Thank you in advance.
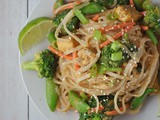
21;0;160;119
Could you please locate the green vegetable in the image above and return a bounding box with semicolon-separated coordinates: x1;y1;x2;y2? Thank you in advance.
107;13;118;20
99;44;122;68
133;0;145;11
123;33;129;41
111;41;121;51
69;90;90;113
142;0;154;10
92;116;101;120
99;65;122;74
22;50;57;78
93;30;102;40
74;9;89;24
46;78;59;111
81;2;105;14
95;0;129;8
79;95;114;120
90;64;98;77
48;32;57;48
131;88;155;109
143;3;160;34
53;10;79;35
111;52;123;61
146;29;158;45
54;0;64;9
80;92;88;100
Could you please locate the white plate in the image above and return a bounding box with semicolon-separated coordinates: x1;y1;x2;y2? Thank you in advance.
19;0;160;120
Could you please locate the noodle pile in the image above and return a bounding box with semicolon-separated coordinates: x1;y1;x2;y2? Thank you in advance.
52;2;159;115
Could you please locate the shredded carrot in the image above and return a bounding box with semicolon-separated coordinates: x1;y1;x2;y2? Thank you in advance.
114;24;134;39
99;22;135;33
48;45;73;60
53;1;81;14
141;25;149;31
73;51;80;70
92;15;100;22
100;25;134;48
93;106;104;112
130;0;134;7
100;40;111;48
105;104;130;116
140;11;146;16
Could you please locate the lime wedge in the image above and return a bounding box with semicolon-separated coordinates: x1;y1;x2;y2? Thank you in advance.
18;17;52;55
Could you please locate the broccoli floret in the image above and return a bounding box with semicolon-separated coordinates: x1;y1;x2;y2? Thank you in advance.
143;7;160;33
53;10;79;35
79;95;115;120
142;0;160;33
99;44;122;68
22;50;57;78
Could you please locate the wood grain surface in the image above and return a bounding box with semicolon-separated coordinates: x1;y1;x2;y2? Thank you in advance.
0;0;48;119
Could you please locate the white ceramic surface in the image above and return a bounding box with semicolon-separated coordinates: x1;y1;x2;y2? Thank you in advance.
19;0;160;120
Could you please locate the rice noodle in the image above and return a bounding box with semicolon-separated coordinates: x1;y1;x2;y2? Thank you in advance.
51;1;160;114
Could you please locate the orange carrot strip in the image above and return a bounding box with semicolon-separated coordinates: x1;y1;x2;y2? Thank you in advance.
73;51;80;70
100;25;134;48
48;45;73;60
141;25;149;31
53;1;81;14
92;15;100;22
100;40;111;48
99;22;135;33
93;106;104;112
105;104;130;116
130;0;134;7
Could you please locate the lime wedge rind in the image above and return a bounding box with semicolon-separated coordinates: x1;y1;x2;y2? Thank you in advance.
18;17;52;55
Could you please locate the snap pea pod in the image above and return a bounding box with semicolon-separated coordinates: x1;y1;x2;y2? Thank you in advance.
68;90;90;113
146;29;158;45
133;0;145;11
131;88;155;109
81;2;105;15
54;0;64;10
47;32;57;49
46;78;59;111
48;32;56;43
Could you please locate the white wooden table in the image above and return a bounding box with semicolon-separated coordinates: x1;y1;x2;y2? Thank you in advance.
0;0;48;119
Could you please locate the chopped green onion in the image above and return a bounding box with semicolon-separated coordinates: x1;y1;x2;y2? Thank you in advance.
146;29;158;45
107;13;118;20
111;41;121;51
111;52;123;61
123;33;129;41
90;64;98;77
93;30;102;40
99;65;122;74
74;9;88;24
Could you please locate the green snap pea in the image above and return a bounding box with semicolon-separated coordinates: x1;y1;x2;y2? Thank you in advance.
81;2;105;15
133;0;145;11
131;88;155;109
68;90;90;113
47;32;56;43
146;29;158;45
54;0;64;10
46;78;59;111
